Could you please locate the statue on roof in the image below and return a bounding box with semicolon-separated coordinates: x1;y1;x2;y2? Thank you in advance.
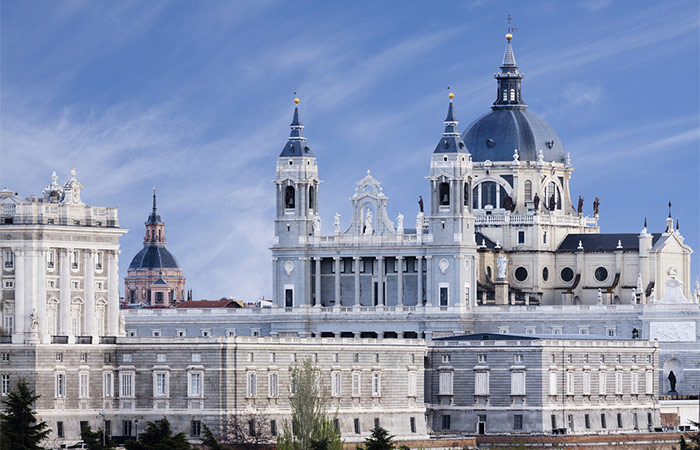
418;195;424;213
593;197;600;216
496;255;508;279
312;214;321;237
548;194;555;212
577;196;584;214
29;308;39;332
363;208;373;235
502;194;513;211
396;212;404;235
333;213;341;234
533;193;540;212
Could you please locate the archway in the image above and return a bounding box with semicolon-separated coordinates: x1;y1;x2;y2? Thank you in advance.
662;358;683;394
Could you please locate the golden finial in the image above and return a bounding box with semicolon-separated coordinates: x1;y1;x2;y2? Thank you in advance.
506;32;513;41
294;98;300;104
448;92;454;99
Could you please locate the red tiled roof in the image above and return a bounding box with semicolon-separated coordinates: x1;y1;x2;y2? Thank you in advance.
176;299;242;308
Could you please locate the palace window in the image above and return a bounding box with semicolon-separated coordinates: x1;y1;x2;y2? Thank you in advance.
372;372;381;396
3;251;13;269
524;180;532;201
475;371;489;396
439;371;453;395
120;373;134;398
103;373;114;398
439;182;450;206
189;372;202;397
511;371;526;395
246;372;257;398
269;373;279;398
284;186;295;209
331;372;341;397
1;375;9;396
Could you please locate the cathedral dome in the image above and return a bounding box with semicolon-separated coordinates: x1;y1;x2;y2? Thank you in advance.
128;245;181;270
463;109;565;163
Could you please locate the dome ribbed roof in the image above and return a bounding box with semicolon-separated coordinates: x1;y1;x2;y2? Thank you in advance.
128;245;181;270
462;109;565;163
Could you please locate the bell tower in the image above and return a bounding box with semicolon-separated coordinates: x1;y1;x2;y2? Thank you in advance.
428;93;475;244
274;98;320;246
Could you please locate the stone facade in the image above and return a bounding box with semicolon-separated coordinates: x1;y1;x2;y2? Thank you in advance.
0;337;427;446
0;169;126;345
426;335;660;435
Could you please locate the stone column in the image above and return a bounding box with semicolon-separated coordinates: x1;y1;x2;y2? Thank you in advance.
353;257;361;307
271;257;279;308
36;250;48;343
377;257;384;306
315;258;322;307
83;250;96;340
417;257;423;306
334;257;341;306
13;249;25;344
59;249;71;338
426;256;433;306
397;256;404;307
107;250;119;336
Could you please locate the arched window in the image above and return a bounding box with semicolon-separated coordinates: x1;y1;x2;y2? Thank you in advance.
524;180;532;201
439;182;450;206
308;186;315;211
464;182;469;206
285;186;295;209
510;89;516;101
482;181;497;208
502;90;508;101
545;181;562;210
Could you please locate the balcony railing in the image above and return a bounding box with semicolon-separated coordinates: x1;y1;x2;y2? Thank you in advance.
75;336;92;344
100;336;117;344
51;335;68;344
0;336;11;344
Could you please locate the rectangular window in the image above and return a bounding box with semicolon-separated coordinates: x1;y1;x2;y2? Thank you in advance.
332;372;341;397
647;412;653;427
374;418;380;429
95;252;103;271
156;353;166;363
441;414;451;430
2;280;14;289
0;353;8;361
247;372;257;397
633;413;638;430
1;374;9;395
408;371;417;397
615;371;623;394
583;371;591;395
103;373;113;398
191;420;201;437
56;373;66;398
352;372;361;397
441;354;451;363
354;418;360;434
568;414;574;431
191;353;201;362
122;353;132;363
269;373;278;398
607;328;616;337
285;289;293;308
511;371;526;395
439;286;448;306
617;413;623;429
599;371;607;395
549;371;558;395
475;371;489;396
123;420;133;436
71;251;79;270
514;415;523;430
155;373;167;397
631;371;639;394
439;371;453;395
3;251;14;269
551;414;557;430
372;372;380;396
566;371;575;395
2;317;13;335
79;372;89;398
57;421;64;438
410;417;416;433
270;420;277;436
120;373;133;398
585;414;590;429
517;231;525;244
646;371;654;394
189;373;202;397
601;414;607;429
478;354;487;363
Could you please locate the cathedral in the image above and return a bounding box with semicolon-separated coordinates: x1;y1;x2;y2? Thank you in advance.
0;31;698;447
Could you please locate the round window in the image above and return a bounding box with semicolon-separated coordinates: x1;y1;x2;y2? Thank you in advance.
561;267;574;282
595;267;608;282
542;267;549;281
515;267;528;282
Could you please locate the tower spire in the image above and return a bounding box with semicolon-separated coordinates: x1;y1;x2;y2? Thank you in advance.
280;97;314;157
493;18;526;110
147;187;162;225
434;92;468;153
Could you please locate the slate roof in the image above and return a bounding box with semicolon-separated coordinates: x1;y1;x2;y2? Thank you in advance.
557;233;662;252
435;332;537;341
128;245;181;270
176;299;242;308
433;100;468;154
279;106;314;157
463;109;565;163
475;232;497;249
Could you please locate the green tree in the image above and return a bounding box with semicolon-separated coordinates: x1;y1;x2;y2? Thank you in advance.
124;417;191;450
277;357;343;450
681;420;700;450
0;378;50;450
359;426;394;450
201;424;222;450
80;424;116;450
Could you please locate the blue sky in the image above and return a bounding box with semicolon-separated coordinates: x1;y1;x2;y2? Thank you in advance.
1;0;698;300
